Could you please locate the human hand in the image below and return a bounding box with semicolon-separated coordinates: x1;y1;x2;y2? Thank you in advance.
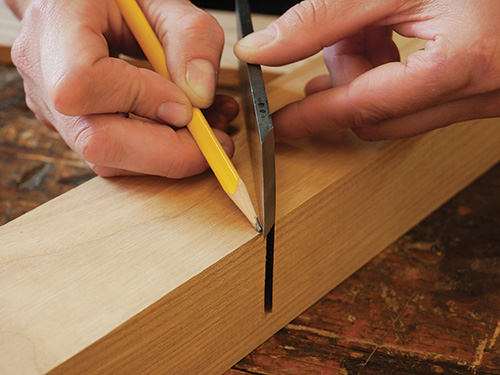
235;0;500;141
9;0;236;178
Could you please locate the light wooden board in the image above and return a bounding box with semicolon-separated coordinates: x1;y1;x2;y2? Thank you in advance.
0;0;18;64
0;3;312;85
2;35;500;375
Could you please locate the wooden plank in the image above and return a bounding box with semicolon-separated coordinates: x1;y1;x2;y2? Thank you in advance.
0;0;18;64
1;36;500;375
234;164;500;374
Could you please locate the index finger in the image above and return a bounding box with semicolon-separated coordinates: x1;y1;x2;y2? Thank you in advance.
144;0;224;108
66;113;235;178
234;0;408;65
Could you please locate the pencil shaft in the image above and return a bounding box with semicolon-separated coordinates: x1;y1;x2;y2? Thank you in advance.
189;109;239;193
115;0;239;194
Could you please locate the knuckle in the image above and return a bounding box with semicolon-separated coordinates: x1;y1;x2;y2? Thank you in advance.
350;106;387;127
10;0;48;74
162;156;185;179
88;164;113;177
159;135;189;178
185;12;224;48
159;9;224;47
352;127;379;142
409;36;469;93
283;0;328;26
10;37;32;74
187;11;222;35
278;0;334;52
72;118;109;165
50;65;91;116
344;88;389;126
464;35;500;90
424;38;456;74
417;34;500;97
345;81;393;127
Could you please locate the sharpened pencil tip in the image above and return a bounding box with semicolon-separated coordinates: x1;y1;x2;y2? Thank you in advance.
227;178;262;233
256;218;263;233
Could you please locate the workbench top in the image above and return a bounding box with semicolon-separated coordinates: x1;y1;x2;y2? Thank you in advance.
1;64;499;375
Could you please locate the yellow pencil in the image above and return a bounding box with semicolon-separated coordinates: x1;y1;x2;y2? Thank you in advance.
115;0;261;231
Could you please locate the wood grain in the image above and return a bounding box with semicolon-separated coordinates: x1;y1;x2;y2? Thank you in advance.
1;32;500;375
231;162;500;374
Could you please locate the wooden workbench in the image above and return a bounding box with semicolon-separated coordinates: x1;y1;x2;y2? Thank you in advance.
2;58;499;375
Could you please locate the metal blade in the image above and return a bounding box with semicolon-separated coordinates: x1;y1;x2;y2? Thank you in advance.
236;0;276;312
235;0;276;236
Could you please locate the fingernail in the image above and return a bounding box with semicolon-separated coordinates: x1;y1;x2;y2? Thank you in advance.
157;102;191;126
236;27;276;50
186;59;216;106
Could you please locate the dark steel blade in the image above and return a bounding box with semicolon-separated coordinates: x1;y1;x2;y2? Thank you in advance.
236;0;276;312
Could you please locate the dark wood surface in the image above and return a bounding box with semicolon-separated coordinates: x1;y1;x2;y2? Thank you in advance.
2;64;499;375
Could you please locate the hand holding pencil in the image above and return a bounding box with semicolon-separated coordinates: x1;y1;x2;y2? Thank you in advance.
8;0;259;228
115;0;260;230
9;0;235;176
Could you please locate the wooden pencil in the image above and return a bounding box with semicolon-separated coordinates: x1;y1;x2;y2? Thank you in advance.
115;0;261;231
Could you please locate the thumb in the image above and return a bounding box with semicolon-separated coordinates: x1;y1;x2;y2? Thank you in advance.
234;0;402;65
